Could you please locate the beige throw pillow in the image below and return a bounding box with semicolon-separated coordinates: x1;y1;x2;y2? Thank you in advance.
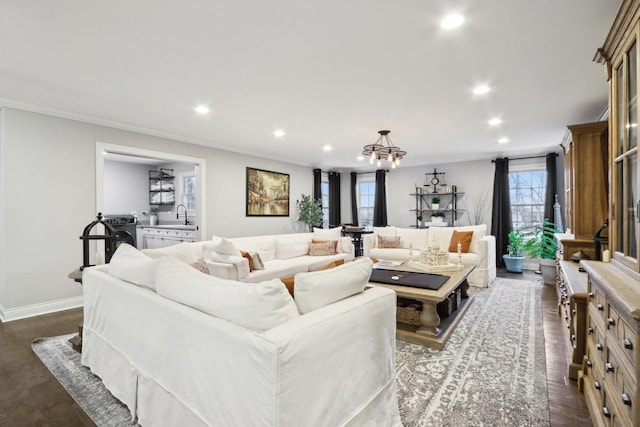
378;235;401;248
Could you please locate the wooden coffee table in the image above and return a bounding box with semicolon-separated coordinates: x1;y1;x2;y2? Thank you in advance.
369;264;475;350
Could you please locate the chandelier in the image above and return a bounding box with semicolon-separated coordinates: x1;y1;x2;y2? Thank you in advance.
362;130;406;168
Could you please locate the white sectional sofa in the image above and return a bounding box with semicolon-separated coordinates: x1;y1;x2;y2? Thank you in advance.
363;224;496;288
81;248;402;427
202;231;354;282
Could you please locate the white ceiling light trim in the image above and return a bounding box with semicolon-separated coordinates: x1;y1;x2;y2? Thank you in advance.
498;137;509;144
488;118;502;126
194;105;210;114
273;129;286;138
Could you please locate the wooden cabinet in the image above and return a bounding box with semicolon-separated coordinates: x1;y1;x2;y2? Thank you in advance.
561;121;608;261
581;261;640;427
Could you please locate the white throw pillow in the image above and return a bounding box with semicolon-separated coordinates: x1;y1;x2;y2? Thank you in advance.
155;258;299;332
212;237;242;257
294;258;373;314
108;244;157;290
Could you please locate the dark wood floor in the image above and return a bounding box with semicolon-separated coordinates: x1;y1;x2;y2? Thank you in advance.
0;270;591;426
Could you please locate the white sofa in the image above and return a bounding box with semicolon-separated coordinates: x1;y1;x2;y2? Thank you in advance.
363;225;496;288
81;251;402;427
191;231;355;282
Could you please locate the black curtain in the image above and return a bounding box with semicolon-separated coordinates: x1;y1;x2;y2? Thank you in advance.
491;158;512;267
313;168;322;202
373;169;388;227
350;172;358;225
328;172;341;227
544;152;559;224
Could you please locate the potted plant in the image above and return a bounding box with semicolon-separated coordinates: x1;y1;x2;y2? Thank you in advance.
430;212;445;223
416;213;423;227
296;194;323;232
503;230;526;273
431;197;440;210
523;218;558;284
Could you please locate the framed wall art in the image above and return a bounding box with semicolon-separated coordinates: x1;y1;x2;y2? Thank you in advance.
246;167;290;216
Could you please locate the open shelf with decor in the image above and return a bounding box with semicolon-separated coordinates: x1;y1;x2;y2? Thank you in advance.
410;187;465;228
149;168;175;206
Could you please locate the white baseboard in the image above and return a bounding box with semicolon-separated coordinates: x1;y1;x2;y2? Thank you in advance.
0;296;84;322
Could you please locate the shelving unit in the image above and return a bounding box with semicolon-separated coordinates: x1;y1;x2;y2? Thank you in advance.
410;189;465;228
149;168;175;206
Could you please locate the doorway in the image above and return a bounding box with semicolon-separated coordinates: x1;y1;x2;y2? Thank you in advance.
95;142;207;241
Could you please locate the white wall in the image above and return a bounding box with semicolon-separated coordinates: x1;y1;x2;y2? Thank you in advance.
385;160;495;228
103;160;149;216
0;107;314;320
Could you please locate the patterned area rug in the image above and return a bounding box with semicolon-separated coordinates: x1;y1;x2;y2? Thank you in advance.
32;277;549;427
397;277;550;426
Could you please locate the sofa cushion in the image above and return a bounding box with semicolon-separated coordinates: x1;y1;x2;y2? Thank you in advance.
427;224;487;254
280;259;345;297
294;258;373;314
309;241;336;256
108;244;157;290
378;235;401;248
142;242;200;264
448;230;474;253
155;257;300;332
275;238;310;260
396;228;428;249
312;239;338;253
372;226;396;248
233;237;277;263
368;248;412;262
240;259;309;283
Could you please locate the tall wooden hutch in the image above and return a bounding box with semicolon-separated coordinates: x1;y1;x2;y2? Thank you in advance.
579;1;640;425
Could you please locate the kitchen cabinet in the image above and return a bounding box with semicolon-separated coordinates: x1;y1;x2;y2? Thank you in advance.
142;227;197;249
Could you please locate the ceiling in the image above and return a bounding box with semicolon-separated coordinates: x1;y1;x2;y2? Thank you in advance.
0;1;622;171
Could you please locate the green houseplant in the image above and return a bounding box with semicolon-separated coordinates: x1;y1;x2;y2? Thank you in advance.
503;230;525;273
431;196;440;210
430;211;445;223
296;194;323;232
523;218;558;284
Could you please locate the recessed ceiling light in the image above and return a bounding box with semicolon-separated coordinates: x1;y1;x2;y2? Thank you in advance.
488;118;502;126
473;85;490;95
323;145;333;152
273;129;286;138
357;155;365;161
194;105;210;114
498;137;509;144
441;14;465;30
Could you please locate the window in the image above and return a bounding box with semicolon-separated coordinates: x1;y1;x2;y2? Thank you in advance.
509;169;546;231
358;181;376;228
321;180;329;228
178;172;196;214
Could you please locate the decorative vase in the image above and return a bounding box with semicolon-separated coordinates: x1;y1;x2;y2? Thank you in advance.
431;216;444;223
503;254;525;273
432;203;440;210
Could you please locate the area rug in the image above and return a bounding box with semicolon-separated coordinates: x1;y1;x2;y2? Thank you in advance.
396;277;550;426
32;277;549;427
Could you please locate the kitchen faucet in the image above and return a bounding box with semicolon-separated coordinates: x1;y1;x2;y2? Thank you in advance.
176;204;189;225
